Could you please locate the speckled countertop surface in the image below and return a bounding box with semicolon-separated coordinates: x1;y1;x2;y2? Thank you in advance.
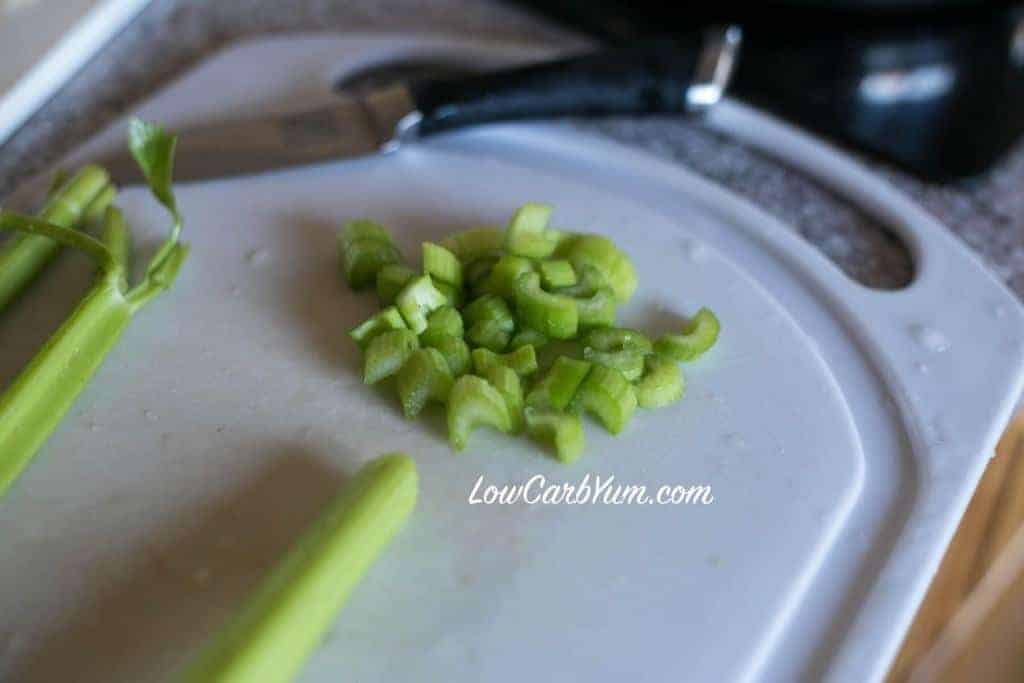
3;0;1024;296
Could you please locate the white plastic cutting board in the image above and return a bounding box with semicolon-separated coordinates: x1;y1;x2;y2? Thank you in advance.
1;34;1023;683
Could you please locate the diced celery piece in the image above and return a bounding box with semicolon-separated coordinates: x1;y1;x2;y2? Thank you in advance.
583;347;645;381
396;348;454;417
447;375;513;450
376;264;416;306
481;365;524;432
465;255;499;290
467;319;512;353
471;344;538;377
423;333;471;377
433;279;464;309
422;242;463;287
341;238;400;290
567;234;637;302
515;272;578;340
505;203;559;258
349;306;407;350
483;254;535;302
395;275;448;334
526;356;591;410
575;365;637;434
634;354;685;408
463;294;514;329
339;219;393;251
440;226;504;262
653;307;720;361
363;329;418;384
525;407;585;463
575;288;616;328
509;327;548;351
584;327;653;354
539;259;577;289
420;306;463;347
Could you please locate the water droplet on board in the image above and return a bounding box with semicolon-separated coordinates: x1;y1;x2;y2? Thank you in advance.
910;324;949;352
144;410;157;421
914;361;930;374
994;304;1008;319
683;240;709;263
245;247;269;267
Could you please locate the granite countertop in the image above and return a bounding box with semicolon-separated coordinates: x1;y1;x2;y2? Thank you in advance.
2;0;1023;296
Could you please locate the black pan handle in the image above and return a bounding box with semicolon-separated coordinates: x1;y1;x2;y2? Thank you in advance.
405;27;742;138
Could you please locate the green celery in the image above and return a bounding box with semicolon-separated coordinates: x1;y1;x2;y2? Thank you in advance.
582;328;649;380
419;305;463;347
515;272;578;340
483;254;534;301
525;407;585;463
0;165;111;312
583;347;645;381
584;327;653;354
396;348;453;418
433;279;464;309
574;365;637;434
463;293;514;351
180;453;417;683
423;333;471;376
339;219;393;250
341;239;400;290
464;255;499;291
349;306;407;350
447;375;513;451
526;356;591;410
566;234;637;302
0;120;188;497
539;259;576;289
552;264;616;327
635;354;685;408
440;226;504;262
463;293;514;328
363;329;418;384
505;203;559;258
471;344;538;377
84;184;119;228
339;220;400;291
375;264;416;306
481;365;524;432
466;318;512;353
395;275;447;334
422;242;462;287
508;327;548;351
653;307;720;361
575;288;616;328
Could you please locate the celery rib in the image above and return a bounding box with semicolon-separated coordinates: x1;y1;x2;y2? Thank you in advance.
0;166;110;311
0;120;188;498
181;453;418;683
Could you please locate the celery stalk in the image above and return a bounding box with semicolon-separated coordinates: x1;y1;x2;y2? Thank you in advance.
0;165;110;311
0;119;187;497
181;452;418;683
0;274;132;493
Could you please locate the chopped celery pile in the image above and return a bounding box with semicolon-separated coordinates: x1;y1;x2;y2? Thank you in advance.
340;204;719;462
